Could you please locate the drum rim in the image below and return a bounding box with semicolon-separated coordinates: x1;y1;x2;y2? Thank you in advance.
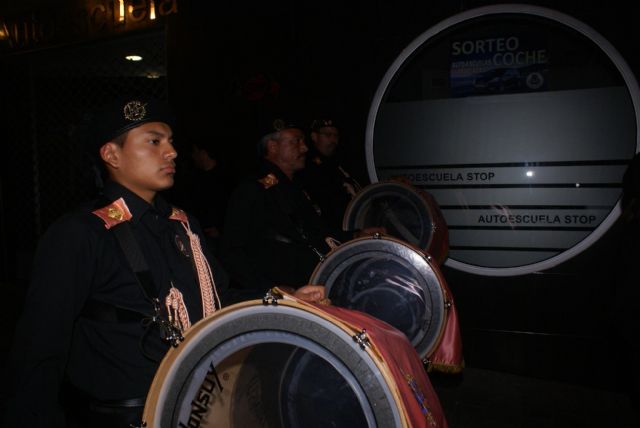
309;235;447;358
143;299;411;428
343;180;438;250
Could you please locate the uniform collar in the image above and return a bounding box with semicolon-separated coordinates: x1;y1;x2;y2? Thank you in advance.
102;180;172;223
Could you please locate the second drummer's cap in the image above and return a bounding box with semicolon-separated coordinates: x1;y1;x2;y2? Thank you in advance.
310;118;338;132
269;118;301;133
256;118;303;157
87;98;175;152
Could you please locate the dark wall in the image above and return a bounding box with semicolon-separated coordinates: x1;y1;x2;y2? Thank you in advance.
165;0;639;183
164;0;639;390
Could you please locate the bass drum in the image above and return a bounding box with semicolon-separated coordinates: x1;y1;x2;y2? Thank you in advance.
309;235;448;359
143;295;447;428
343;181;449;265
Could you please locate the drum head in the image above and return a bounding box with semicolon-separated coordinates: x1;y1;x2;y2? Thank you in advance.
309;236;446;358
143;302;406;427
343;181;448;262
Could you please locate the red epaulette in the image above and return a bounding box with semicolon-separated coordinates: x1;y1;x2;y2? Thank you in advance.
258;173;279;189
92;197;133;229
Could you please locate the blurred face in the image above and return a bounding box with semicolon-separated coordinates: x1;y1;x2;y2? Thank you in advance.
311;126;339;157
266;128;307;178
191;145;207;169
101;121;177;202
191;144;216;171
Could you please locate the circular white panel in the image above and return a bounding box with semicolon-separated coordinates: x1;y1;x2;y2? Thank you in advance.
366;4;639;276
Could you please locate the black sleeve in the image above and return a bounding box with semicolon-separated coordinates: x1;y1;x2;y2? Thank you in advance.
2;215;96;428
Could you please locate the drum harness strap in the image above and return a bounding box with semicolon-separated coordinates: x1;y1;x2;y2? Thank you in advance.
115;222;187;347
81;221;185;349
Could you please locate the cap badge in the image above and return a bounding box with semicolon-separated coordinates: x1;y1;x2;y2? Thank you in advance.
272;119;286;131
123;100;147;121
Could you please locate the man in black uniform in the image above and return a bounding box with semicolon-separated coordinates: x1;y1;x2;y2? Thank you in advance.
220;120;379;297
300;118;362;230
2;101;323;428
221;120;339;295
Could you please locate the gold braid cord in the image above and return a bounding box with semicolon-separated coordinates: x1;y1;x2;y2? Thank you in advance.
169;207;221;318
181;223;220;317
165;285;191;331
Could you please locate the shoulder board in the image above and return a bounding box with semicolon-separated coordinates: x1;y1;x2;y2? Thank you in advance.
312;156;323;165
92;197;133;229
169;207;189;224
258;173;279;189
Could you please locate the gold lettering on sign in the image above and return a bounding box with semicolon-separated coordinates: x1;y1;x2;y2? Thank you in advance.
129;0;148;22
87;0;178;30
90;4;108;31
0;15;55;49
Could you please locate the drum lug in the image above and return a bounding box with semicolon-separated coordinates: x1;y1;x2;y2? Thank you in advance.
263;288;282;305
445;300;452;309
422;357;431;370
352;329;370;350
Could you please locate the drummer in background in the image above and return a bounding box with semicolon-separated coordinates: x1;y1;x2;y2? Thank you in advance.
220;119;381;298
1;101;325;428
299;118;362;230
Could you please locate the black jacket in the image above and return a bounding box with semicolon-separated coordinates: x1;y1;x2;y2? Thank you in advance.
3;181;228;427
299;147;361;230
220;161;345;294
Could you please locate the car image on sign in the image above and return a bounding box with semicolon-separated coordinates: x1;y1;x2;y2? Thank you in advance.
472;67;522;93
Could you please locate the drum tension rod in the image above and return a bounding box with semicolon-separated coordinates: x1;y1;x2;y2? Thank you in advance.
352;329;370;350
263;288;283;306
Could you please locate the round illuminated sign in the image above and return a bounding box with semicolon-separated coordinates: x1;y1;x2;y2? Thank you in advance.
366;4;639;276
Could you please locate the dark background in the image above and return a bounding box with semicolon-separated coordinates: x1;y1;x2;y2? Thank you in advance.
1;0;638;408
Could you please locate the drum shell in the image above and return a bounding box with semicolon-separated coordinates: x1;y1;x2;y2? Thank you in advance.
142;298;447;428
343;181;449;266
309;235;449;359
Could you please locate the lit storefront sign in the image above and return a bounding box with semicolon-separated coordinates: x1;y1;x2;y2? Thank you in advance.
0;0;178;51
